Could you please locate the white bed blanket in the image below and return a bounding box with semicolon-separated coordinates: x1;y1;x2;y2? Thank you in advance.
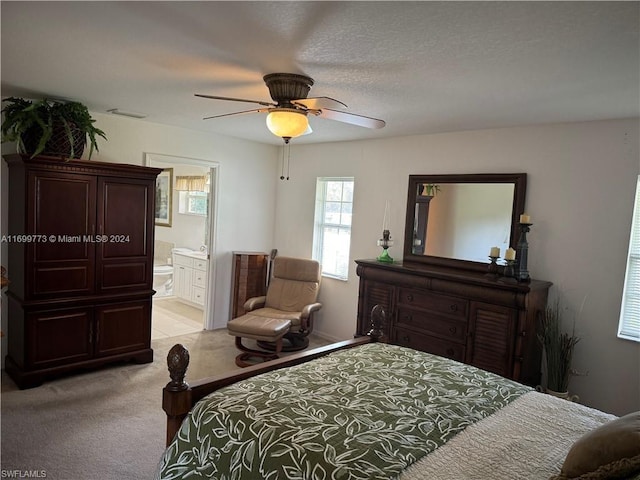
400;391;616;480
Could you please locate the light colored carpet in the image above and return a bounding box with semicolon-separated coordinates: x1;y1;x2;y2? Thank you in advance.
0;329;330;479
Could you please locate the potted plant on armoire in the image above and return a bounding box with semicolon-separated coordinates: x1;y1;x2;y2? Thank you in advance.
1;97;107;160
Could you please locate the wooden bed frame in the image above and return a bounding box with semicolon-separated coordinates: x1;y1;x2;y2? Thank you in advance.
162;306;386;446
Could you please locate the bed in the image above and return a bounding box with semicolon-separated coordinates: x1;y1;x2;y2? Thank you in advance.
157;310;640;480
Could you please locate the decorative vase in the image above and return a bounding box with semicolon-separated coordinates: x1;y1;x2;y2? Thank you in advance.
536;385;580;402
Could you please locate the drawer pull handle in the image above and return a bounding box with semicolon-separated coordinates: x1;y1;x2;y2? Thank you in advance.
406;294;414;302
449;326;457;334
446;348;455;356
402;336;410;342
449;304;458;312
403;314;412;323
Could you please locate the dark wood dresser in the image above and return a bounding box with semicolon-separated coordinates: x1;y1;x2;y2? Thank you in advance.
4;154;161;388
355;259;552;386
230;251;269;320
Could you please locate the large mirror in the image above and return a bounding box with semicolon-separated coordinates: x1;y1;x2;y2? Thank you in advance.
403;173;527;271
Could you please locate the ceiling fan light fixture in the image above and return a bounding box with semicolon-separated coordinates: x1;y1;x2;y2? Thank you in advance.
266;109;309;139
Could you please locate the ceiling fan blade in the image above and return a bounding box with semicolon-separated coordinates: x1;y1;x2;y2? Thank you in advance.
315;108;386;129
203;108;268;120
293;96;347;110
195;93;275;108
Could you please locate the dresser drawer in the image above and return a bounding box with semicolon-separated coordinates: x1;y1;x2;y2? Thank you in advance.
393;327;466;362
397;288;468;319
192;286;206;306
173;253;194;267
193;269;207;288
193;258;208;271
396;307;467;342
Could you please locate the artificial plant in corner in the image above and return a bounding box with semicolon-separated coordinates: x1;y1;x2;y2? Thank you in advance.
538;299;581;394
1;97;107;159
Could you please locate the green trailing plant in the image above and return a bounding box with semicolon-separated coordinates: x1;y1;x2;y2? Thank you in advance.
538;300;581;393
1;97;106;159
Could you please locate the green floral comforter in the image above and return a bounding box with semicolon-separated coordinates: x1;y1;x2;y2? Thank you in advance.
156;343;531;480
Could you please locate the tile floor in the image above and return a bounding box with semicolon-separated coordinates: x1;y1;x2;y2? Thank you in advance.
151;296;204;339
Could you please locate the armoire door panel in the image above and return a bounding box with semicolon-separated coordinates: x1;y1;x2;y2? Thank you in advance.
28;172;96;297
32;265;92;296
95;301;151;357
98;179;151;258
30;172;96;261
96;177;155;292
100;262;149;290
29;309;93;368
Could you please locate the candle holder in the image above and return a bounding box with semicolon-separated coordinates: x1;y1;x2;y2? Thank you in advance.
485;256;499;279
376;229;394;263
516;223;532;282
500;259;518;283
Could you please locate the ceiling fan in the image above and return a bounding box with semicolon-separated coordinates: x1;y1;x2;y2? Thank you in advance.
195;73;386;143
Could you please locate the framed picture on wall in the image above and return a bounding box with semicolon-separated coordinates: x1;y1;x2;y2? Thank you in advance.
155;168;173;227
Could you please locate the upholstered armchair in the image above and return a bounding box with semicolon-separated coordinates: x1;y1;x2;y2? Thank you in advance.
227;256;322;367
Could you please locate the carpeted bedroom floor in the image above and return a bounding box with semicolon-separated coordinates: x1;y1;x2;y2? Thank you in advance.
0;329;330;480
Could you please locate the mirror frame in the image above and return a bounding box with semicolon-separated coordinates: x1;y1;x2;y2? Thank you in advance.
403;173;527;272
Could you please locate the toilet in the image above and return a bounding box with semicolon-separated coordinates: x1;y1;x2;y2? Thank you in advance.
153;264;174;296
153;240;176;297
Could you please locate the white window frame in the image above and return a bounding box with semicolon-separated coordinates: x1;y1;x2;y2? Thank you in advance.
312;177;354;281
178;190;208;216
618;176;640;342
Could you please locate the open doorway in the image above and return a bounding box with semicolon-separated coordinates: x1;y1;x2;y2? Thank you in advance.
145;153;218;340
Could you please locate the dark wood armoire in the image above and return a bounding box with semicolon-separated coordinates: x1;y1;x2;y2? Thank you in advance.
3;154;162;388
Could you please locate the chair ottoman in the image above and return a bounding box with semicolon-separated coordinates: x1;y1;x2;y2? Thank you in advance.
227;314;291;367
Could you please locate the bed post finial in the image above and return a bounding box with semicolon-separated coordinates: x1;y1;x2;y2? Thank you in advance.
163;344;193;445
368;304;386;341
166;343;190;392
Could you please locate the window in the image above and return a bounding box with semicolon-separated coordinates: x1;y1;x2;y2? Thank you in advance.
619;176;640;342
313;178;354;280
178;190;208;216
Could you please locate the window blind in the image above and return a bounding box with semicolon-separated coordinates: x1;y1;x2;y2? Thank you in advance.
618;176;640;341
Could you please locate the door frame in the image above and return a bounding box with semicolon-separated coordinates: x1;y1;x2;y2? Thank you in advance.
144;152;219;330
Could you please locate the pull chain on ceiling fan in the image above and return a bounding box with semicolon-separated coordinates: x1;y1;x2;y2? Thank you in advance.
196;73;385;142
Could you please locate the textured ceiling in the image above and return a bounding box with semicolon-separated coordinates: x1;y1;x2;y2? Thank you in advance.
1;1;638;145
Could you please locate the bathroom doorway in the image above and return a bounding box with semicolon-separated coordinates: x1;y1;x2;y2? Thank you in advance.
145;153;218;340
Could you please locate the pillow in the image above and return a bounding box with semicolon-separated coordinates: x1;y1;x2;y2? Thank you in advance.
555;411;640;480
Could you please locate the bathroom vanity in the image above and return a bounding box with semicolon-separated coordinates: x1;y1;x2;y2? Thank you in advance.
172;249;209;309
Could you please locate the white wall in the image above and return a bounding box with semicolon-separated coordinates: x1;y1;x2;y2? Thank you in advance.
273;118;640;416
